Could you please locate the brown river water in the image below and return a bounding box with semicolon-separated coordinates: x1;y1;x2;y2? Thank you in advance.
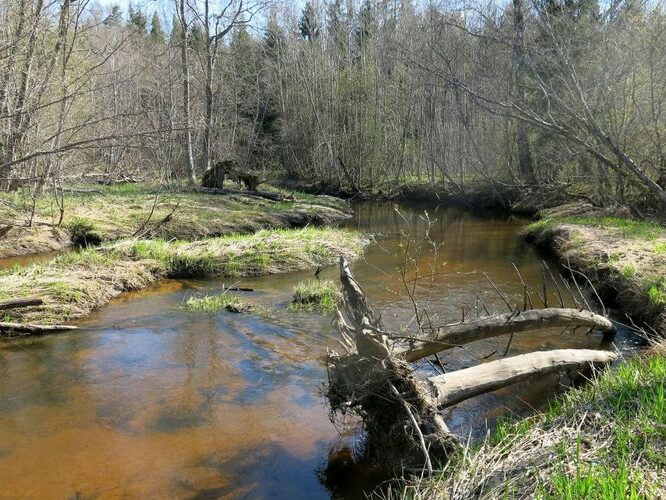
0;202;641;498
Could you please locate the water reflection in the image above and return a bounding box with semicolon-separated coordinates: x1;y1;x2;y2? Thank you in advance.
0;202;639;498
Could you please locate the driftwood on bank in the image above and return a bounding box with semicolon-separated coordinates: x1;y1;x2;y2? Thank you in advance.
0;297;44;310
326;257;617;472
201;159;268;192
0;321;78;336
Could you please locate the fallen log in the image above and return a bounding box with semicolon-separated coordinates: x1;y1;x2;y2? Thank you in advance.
0;322;78;336
0;297;44;311
430;349;616;408
326;257;617;472
402;308;614;362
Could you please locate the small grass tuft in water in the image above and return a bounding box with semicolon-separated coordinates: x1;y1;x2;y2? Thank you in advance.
289;279;341;314
184;292;250;313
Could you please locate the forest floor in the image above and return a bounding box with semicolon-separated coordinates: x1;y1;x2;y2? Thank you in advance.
0;183;351;259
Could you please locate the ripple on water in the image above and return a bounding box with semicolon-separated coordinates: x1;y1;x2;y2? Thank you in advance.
0;201;644;497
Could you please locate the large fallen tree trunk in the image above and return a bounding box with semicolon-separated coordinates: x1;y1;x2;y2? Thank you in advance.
0;297;44;311
0;322;78;336
402;308;613;362
326;257;617;472
431;349;616;407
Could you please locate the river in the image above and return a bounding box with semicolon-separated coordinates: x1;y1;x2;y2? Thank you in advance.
0;202;640;498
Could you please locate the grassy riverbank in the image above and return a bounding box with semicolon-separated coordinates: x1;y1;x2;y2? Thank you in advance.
525;207;666;334
397;341;666;499
0;183;351;259
0;227;365;329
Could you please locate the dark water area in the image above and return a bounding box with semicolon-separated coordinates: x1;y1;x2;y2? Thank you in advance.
0;202;642;498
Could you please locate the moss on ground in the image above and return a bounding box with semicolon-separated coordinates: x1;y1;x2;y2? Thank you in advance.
0;182;351;258
395;343;666;499
289;279;341;314
0;227;366;328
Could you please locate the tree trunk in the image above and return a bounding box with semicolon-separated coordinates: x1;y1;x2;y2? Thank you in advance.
431;349;616;408
203;0;213;175
177;0;196;184
1;0;44;187
201;160;228;189
512;0;536;183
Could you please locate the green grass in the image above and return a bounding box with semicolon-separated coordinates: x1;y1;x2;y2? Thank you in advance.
184;292;249;313
654;242;666;254
526;218;552;234
116;227;363;279
65;217;103;247
645;276;666;306
289;279;341;314
536;352;665;499
396;347;666;499
0;182;351;257
542;461;645;500
0;227;365;326
530;216;665;240
621;264;637;278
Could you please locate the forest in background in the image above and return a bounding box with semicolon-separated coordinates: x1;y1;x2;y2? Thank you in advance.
2;0;666;213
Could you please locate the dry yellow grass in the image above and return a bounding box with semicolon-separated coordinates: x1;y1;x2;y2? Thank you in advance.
0;183;352;258
0;227;366;328
527;217;666;335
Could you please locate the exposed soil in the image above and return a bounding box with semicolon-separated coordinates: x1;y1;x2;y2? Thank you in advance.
526;212;666;335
